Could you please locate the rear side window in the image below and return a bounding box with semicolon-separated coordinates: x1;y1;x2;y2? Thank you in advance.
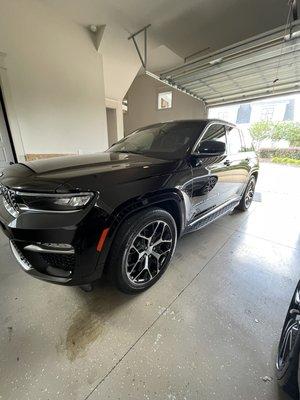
227;127;242;154
240;129;254;152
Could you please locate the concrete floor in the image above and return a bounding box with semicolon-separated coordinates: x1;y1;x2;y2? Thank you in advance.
0;162;299;400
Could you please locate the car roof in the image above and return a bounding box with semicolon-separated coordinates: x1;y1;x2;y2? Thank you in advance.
135;119;237;131
165;118;236;126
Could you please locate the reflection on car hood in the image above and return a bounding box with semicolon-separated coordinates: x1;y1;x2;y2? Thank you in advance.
0;152;182;192
23;152;175;177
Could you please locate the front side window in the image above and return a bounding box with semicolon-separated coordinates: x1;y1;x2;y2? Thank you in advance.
158;92;172;109
241;129;254;152
227;127;242;154
108;121;206;160
196;124;227;153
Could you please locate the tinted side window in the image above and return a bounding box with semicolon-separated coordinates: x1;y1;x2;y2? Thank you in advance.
198;124;227;150
227;127;242;154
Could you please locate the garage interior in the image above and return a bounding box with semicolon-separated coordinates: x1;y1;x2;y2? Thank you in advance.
0;0;300;399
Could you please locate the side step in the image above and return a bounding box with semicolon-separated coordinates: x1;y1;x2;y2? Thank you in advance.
185;199;240;234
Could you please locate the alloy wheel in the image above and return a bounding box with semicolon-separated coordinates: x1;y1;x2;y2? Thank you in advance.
277;289;300;370
245;179;255;208
125;220;174;285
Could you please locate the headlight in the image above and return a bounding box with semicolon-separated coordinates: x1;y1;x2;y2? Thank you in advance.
16;192;94;212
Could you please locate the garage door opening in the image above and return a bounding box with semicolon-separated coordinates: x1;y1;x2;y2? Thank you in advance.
209;93;300;163
0;86;16;168
209;92;300;250
106;107;118;147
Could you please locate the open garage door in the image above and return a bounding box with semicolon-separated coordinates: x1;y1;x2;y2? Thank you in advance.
158;20;300;107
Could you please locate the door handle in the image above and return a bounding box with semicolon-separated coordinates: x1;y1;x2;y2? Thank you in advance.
224;160;231;166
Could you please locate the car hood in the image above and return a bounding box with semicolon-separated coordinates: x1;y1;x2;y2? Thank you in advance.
1;152;181;192
23;152;170;174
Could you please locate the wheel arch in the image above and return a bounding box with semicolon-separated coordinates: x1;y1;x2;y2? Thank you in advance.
97;189;186;272
251;170;258;180
113;190;184;234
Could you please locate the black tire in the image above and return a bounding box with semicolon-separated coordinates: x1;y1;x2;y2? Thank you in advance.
236;175;256;211
276;283;300;399
107;207;177;294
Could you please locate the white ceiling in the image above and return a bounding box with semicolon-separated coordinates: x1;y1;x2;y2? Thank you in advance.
41;0;290;100
42;0;288;56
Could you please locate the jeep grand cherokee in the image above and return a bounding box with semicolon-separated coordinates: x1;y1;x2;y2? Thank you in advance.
0;120;259;293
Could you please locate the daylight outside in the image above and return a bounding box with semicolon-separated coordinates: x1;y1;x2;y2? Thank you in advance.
209;94;300;166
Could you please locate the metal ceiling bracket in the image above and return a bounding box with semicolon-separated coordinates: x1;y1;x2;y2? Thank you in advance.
128;24;205;103
128;24;151;69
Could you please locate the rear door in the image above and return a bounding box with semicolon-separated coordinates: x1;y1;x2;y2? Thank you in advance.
225;125;249;199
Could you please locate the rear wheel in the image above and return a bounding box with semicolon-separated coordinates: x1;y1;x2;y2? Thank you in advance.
108;208;177;294
276;283;300;399
236;175;256;211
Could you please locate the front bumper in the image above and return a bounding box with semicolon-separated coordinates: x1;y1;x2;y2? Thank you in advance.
10;240;73;283
0;194;109;285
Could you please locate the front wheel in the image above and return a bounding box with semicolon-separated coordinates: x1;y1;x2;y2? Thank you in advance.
108;208;177;294
236;175;256;211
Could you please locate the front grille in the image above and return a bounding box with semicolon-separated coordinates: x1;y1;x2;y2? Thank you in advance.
0;183;19;217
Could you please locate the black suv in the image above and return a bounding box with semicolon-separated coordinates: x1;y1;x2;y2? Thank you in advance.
0;120;258;293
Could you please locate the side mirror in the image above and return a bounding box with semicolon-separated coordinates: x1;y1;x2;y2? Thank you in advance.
196;140;226;157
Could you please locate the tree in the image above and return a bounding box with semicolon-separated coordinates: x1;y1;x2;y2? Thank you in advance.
272;121;300;146
249;121;274;148
249;120;300;147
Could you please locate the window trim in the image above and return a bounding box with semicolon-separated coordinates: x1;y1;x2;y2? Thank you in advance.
191;121;231;156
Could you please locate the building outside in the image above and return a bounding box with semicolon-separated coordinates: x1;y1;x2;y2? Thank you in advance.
209;94;300;148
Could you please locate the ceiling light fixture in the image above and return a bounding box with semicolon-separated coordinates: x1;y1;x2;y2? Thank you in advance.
209;58;223;66
89;24;98;33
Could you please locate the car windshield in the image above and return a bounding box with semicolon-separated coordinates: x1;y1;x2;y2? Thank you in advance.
107;121;206;160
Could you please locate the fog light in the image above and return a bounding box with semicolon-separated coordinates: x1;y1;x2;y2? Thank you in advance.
40;243;73;249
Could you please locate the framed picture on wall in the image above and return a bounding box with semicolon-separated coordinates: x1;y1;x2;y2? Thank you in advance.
158;91;172;109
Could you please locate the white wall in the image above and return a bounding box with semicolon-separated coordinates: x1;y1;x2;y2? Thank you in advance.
0;0;108;159
100;24;142;102
124;74;207;135
106;107;118;146
105;98;124;141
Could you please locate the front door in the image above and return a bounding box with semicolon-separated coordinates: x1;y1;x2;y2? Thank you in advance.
190;123;230;220
0;88;15;170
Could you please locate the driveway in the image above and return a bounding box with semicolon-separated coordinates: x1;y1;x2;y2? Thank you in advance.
0;162;299;400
